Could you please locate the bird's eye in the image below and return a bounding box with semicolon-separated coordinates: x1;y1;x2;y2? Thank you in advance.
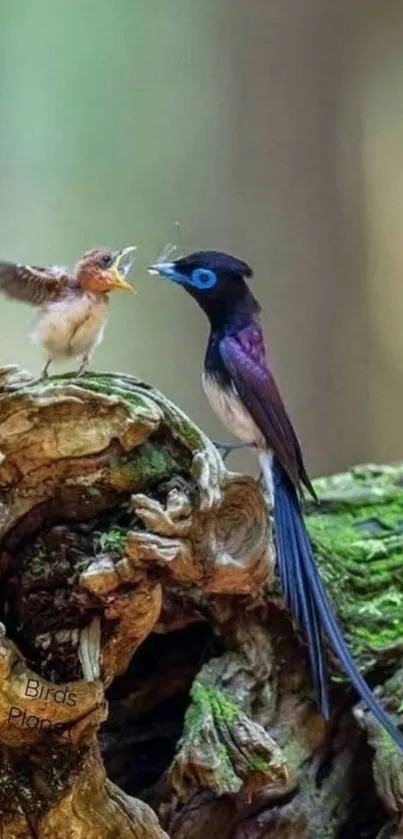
99;253;113;269
190;268;216;289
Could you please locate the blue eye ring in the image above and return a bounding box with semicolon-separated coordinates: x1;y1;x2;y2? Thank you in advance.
190;267;216;289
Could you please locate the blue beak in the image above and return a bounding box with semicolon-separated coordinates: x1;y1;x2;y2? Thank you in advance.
148;261;179;281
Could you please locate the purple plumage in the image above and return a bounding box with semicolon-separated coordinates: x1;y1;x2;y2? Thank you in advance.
220;324;316;500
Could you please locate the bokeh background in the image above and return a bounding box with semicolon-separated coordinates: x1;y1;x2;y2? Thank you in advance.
0;0;401;478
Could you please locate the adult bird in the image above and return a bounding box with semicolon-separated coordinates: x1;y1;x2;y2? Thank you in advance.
0;246;136;378
149;249;403;750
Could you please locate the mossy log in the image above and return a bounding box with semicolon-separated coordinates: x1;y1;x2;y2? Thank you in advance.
0;366;402;838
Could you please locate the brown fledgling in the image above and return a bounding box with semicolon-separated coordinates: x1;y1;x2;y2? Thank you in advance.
0;246;136;378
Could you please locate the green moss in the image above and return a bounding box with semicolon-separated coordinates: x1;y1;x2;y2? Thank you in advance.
28;547;52;576
177;678;244;795
184;679;241;738
385;672;403;709
93;526;127;553
214;744;241;790
179;672;282;798
67;374;160;422
247;754;271;772
375;726;401;762
105;443;180;492
157;403;206;452
304;463;403;669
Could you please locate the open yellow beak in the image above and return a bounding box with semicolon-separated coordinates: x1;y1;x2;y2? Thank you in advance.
110;246;137;292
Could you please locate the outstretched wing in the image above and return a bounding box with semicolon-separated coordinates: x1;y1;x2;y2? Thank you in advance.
220;323;316;499
0;263;73;306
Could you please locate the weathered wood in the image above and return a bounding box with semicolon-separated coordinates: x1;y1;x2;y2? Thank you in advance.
0;366;271;837
0;365;402;838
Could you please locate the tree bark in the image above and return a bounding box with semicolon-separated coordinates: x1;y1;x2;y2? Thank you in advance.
0;366;401;838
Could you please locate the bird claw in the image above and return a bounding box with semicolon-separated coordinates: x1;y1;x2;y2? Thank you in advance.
212;440;254;463
76;358;89;378
39;361;51;380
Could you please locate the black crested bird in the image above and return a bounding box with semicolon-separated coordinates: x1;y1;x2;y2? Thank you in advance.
149;248;403;750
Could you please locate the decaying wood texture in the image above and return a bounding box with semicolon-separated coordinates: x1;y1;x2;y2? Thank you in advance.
0;365;402;839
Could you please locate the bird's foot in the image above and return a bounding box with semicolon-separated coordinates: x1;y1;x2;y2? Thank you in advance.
212;440;254;462
76;357;89;378
40;360;51;380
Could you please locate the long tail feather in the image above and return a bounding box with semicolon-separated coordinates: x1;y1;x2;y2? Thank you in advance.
267;455;403;750
271;458;330;718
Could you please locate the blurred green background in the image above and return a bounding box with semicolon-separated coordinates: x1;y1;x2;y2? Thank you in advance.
0;0;402;478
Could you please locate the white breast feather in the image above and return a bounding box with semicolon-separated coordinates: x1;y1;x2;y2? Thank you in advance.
31;294;108;360
202;373;263;445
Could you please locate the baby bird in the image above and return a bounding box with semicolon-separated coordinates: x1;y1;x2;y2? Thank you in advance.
0;246;136;377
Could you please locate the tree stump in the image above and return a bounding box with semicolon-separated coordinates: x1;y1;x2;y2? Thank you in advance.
0;365;401;839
